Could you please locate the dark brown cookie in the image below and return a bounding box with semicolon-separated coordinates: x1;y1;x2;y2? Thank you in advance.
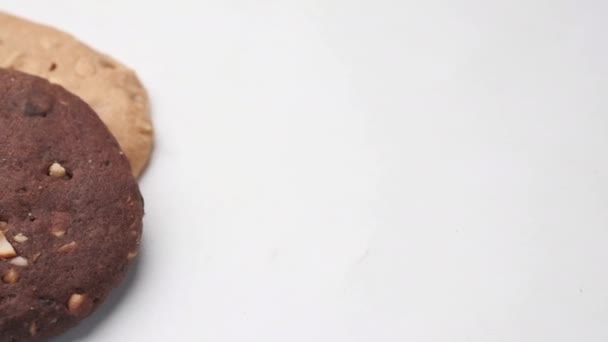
0;68;143;341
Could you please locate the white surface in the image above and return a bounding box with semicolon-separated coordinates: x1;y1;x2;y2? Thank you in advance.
3;1;608;341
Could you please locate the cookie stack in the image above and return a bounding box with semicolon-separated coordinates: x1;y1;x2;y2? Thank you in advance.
0;13;153;341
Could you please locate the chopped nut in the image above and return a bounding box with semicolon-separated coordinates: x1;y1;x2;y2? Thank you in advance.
48;162;66;178
2;268;19;283
50;226;66;237
127;251;138;260
57;241;77;253
67;294;86;315
31;252;42;263
29;322;37;336
0;231;17;259
50;212;70;237
13;233;28;243
0;221;7;229
10;256;28;267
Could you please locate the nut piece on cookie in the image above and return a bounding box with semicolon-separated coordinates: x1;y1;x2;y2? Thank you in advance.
29;322;37;337
57;241;77;253
50;226;66;237
48;162;67;178
67;294;88;315
2;268;19;284
10;256;28;267
31;252;42;263
13;233;28;243
127;251;138;260
0;231;17;259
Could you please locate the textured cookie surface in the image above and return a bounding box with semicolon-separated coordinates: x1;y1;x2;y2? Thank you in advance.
0;11;153;177
0;69;143;341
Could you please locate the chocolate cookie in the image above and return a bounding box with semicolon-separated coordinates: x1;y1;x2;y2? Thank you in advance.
0;11;154;177
0;69;143;341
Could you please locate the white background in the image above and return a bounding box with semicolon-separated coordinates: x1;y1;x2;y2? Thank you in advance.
3;1;608;341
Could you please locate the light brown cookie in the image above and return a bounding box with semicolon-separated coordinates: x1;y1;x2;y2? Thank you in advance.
0;12;153;177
